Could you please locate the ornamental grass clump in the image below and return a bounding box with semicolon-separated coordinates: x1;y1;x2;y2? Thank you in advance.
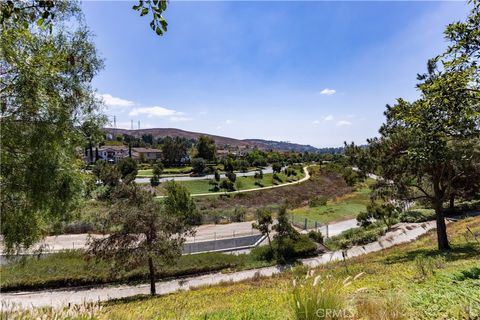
292;270;358;320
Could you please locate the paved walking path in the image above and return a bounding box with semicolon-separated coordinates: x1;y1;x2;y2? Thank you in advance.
0;220;436;308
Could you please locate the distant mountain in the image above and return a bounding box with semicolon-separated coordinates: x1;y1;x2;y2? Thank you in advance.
104;128;252;147
103;127;340;153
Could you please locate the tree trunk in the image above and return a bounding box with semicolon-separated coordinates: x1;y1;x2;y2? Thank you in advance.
449;194;455;209
434;202;451;251
89;142;93;163
266;231;272;251
148;256;156;295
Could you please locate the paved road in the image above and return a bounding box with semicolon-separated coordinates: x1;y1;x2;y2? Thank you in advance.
1;214;355;255
135;166;273;184
0;221;436;308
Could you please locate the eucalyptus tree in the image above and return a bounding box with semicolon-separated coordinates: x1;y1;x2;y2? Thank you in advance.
0;2;104;253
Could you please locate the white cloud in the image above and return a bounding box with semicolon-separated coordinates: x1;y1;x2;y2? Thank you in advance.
312;120;320;125
169;116;192;122
225;119;232;124
323;115;334;121
129;106;181;118
320;88;336;96
97;93;134;108
336;120;352;126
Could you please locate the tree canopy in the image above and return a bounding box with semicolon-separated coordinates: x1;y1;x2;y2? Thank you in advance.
346;1;480;251
0;2;104;253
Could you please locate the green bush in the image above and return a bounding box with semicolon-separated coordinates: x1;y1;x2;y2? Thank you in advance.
250;235;317;263
399;209;435;223
307;230;324;244
325;223;386;250
308;196;327;208
251;245;275;262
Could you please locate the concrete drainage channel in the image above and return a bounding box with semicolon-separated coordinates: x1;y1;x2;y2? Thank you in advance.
183;234;266;254
0;234;266;266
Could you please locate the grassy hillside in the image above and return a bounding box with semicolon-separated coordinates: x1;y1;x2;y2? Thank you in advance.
100;216;480;319
291;182;372;226
3;217;479;319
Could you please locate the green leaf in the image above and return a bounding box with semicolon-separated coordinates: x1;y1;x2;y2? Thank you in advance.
140;7;149;16
155;26;163;36
36;18;44;27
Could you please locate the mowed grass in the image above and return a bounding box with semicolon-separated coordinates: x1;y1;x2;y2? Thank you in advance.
95;216;480;320
290;179;373;225
137;166;193;177
157;170;305;195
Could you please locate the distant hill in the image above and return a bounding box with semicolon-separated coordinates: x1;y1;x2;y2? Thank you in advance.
104;127;340;153
243;139;320;153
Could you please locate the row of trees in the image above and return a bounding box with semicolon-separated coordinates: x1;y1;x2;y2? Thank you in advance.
345;1;480;251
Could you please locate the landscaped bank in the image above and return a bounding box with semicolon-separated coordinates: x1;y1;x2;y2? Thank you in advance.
2;217;479;319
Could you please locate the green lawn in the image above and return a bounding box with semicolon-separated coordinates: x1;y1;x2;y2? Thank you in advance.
137;166;193;177
290;179;373;226
157;169;305;195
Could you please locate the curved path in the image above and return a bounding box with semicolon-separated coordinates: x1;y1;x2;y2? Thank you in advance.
136;166;274;184
156;165;311;198
0;221;437;308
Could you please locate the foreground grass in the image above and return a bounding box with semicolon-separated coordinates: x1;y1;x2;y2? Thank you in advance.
0;251;272;292
290;179;373;226
96;216;480;319
3;217;479;319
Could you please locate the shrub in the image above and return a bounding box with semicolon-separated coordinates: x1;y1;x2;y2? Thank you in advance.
273;173;283;183
290;235;318;259
150;175;160;187
307;230;324;244
226;171;237;183
290;264;309;279
191;158;206;175
325;224;386;250
308;196;328;208
251;245;275;262
231;207;246;222
399;209;435;223
220;180;235;192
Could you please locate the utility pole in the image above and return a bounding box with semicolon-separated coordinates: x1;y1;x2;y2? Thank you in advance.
131;120;133;130
138;120;140;129
113;115;116;129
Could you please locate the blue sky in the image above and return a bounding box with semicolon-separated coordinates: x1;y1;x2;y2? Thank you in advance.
82;1;469;147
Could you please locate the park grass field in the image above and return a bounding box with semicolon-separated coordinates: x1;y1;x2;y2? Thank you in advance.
156;169;305;196
137;166;193;177
289;179;374;225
